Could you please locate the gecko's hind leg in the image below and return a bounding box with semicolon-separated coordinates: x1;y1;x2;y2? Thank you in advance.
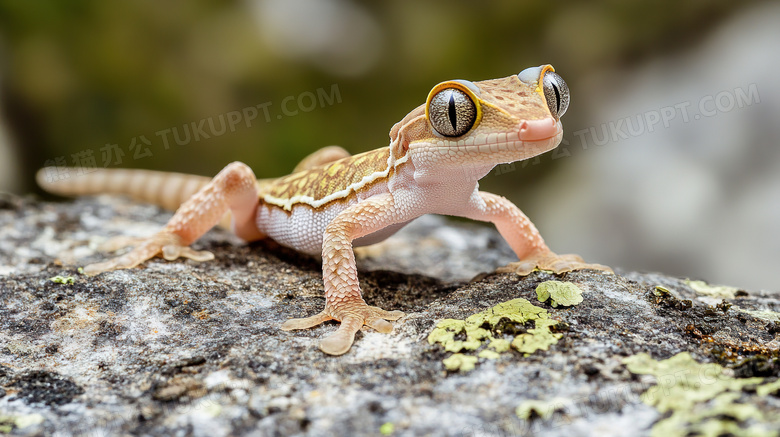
83;162;263;276
292;146;350;172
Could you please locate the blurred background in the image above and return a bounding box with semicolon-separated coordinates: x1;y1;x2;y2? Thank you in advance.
0;0;778;291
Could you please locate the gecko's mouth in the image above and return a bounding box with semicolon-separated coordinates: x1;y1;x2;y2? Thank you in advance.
441;122;563;153
408;119;563;163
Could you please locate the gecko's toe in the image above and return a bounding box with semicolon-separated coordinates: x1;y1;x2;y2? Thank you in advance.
82;255;142;276
368;306;405;321
282;304;404;355
499;251;613;276
319;316;361;356
162;245;214;262
97;236;144;252
83;231;214;276
281;312;332;331
366;318;393;333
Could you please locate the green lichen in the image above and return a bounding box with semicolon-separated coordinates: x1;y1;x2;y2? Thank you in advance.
515;398;567;420
442;353;478;372
623;352;780;437
738;308;780;323
654;285;671;296
487;338;511;353
756;379;780;397
511;323;563;355
686;279;739;300
0;417;10;434
379;422;395;435
0;414;44;433
49;275;75;284
428;298;561;371
536;281;583;307
478;350;501;359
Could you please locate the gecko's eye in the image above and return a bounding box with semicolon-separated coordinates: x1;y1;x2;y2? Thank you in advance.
428;87;477;137
542;71;569;119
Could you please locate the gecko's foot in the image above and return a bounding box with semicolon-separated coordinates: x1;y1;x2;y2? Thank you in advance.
281;303;404;356
498;250;613;276
83;232;214;276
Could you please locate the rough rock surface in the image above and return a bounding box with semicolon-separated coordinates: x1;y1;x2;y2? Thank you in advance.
0;194;778;436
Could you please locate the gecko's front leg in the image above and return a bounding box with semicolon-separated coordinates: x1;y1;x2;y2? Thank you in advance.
281;193;405;356
462;191;612;276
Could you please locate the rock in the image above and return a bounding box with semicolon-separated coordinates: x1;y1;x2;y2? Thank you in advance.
0;194;778;436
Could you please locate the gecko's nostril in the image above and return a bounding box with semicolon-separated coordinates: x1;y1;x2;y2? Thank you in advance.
518;118;558;141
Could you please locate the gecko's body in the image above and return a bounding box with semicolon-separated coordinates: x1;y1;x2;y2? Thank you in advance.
38;65;610;355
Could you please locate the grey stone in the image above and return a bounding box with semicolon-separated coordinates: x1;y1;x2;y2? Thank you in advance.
0;194;778;436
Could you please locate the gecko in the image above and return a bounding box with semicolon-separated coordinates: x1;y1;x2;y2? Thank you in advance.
37;65;610;356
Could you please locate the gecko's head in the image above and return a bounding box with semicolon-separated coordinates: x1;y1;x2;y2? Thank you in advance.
391;65;569;177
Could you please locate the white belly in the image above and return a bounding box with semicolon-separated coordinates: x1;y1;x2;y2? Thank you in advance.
255;181;401;255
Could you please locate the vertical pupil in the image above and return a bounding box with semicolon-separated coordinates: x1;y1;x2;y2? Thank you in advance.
448;92;458;132
552;82;561;113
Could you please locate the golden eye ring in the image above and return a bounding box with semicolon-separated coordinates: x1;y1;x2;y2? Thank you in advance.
425;80;483;137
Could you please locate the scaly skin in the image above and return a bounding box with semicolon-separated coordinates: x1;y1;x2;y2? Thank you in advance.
37;65;611;356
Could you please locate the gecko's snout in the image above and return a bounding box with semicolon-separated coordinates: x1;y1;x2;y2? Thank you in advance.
518;118;558;142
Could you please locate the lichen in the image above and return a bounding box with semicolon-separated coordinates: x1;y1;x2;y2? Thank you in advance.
756;379;780;397
428;298;561;371
686;279;739;300
654;285;671;296
478;350;501;359
0;414;45;433
511;320;563;355
515;398;567;420
487;338;511;352
623;352;780;437
442;353;478;372
379;422;395;435
738;308;780;323
536;281;583;307
49;275;75;285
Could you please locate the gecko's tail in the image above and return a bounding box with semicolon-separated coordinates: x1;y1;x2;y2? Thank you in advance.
36;167;212;212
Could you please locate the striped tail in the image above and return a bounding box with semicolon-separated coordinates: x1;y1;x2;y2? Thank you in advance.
36;167;212;212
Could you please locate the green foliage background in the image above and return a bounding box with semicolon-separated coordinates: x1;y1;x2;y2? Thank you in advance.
0;0;754;194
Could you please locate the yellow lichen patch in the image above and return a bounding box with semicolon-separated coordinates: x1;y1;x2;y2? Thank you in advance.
428;298;562;371
738;308;780;323
623;352;780;437
685;279;739;300
477;349;501;359
487;338;511;353
442;353;478;372
49;275;75;284
0;414;44;433
536;281;583;307
379;422;395;436
511;320;562;356
515;398;568;420
756;379;780;397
